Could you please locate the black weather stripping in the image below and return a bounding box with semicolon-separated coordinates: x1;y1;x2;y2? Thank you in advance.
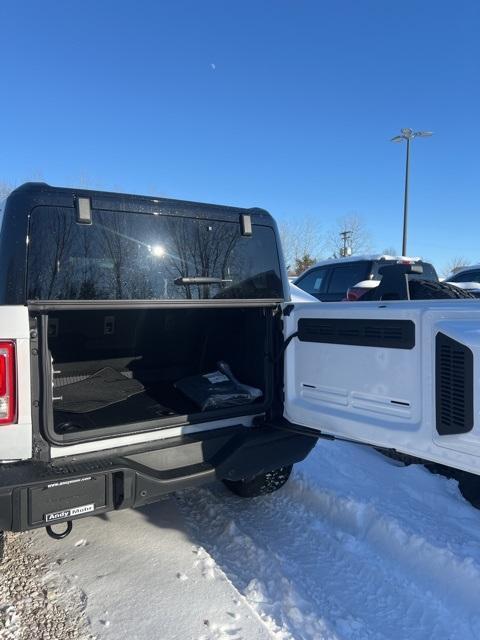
436;333;474;435
297;318;416;349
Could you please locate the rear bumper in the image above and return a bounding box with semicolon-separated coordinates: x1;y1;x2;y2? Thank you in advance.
0;425;316;532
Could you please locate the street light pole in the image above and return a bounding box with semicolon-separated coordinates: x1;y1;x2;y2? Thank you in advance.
402;136;410;256
391;128;433;256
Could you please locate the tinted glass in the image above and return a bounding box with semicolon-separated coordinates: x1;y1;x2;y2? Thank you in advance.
295;268;328;295
372;261;438;282
408;262;438;282
27;207;283;300
450;270;480;283
328;263;370;294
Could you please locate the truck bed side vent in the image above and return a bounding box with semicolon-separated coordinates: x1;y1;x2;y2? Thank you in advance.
297;319;415;349
436;332;474;435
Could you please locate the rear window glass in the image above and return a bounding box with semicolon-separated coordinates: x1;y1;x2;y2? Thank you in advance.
27;207;283;301
372;261;438;282
450;270;480;283
296;268;328;295
327;263;370;294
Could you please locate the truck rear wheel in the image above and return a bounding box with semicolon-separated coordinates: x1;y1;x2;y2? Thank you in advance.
223;465;293;498
458;475;480;509
408;280;477;300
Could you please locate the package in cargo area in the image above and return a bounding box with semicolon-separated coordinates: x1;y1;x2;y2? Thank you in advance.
175;361;262;411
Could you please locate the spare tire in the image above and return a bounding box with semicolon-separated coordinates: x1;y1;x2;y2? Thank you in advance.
408;280;477;300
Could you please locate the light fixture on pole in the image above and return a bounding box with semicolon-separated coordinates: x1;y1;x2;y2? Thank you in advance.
391;128;433;256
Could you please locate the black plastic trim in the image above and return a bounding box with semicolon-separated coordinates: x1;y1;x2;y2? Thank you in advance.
0;426;316;532
28;299;282;312
297;318;416;349
435;332;474;435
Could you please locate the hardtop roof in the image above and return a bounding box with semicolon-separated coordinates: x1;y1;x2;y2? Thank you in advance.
5;182;274;224
309;254;424;269
0;183;278;305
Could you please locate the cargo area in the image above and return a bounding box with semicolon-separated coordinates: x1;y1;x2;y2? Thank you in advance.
43;307;274;439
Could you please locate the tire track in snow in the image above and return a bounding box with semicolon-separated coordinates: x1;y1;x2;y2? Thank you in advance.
286;469;480;617
177;446;480;640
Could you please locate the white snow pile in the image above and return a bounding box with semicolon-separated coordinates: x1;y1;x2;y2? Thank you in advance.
28;439;480;640
179;441;480;640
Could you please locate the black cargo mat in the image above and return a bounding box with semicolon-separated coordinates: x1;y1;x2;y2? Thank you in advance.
53;381;198;434
55;367;145;414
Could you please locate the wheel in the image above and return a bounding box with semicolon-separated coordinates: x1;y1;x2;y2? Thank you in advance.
223;465;293;498
458;474;480;509
408;280;477;300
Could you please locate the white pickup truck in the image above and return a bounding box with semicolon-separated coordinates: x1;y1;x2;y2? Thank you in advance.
0;183;478;552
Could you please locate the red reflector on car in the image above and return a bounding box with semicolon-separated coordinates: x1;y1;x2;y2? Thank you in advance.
0;341;16;425
346;287;366;301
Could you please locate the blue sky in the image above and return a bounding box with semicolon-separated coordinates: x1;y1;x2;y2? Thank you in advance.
1;0;479;270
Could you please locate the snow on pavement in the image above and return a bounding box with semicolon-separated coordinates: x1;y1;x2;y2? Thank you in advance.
180;441;480;639
27;440;480;640
30;499;272;640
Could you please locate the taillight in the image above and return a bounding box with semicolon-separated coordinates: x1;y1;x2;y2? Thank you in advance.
0;341;16;425
346;287;366;301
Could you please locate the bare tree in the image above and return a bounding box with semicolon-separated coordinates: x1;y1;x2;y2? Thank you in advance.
381;246;398;256
27;208;76;299
278;216;324;274
441;256;470;279
0;181;14;199
1;177;45;199
327;214;372;258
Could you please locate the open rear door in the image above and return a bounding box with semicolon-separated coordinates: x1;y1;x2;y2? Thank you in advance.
283;300;480;474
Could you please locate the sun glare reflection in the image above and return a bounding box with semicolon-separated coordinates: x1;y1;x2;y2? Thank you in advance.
149;244;166;258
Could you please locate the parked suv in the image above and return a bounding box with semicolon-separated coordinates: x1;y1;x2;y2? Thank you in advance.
294;255;438;301
446;265;480;298
1;184;480;550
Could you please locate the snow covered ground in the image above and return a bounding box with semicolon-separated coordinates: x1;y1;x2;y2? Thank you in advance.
27;439;480;640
